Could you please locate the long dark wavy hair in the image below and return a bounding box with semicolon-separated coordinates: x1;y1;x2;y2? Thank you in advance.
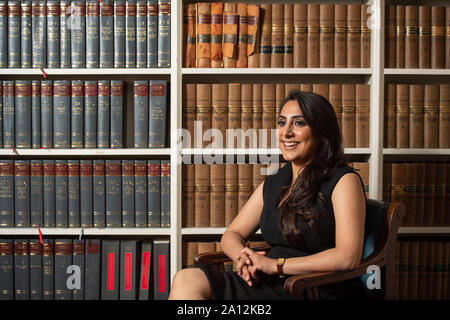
279;90;345;248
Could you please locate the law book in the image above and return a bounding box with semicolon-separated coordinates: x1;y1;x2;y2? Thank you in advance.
424;84;439;148
409;84;424;148
138;240;153;300
184;3;196;68
93;160;106;228
195;163;210;227
384;84;396;148
329;84;342;133
211;83;228;148
432;241;444;299
306;4;320;68
312;84;328;101
225;164;238;226
385;5;396;68
72;239;85;300
391;163;406;213
320;5;334;68
7;1;20;68
97;80;110;148
225;83;240;148
398;241;409;300
14;160;30;227
147;0;158;68
134;81;149;148
431;6;445;69
252;163;265;192
0;2;6;68
396;84;409;148
114;0;126;68
439;84;449;148
270;4;284;68
125;0;136;68
55;160;68;228
42;239;54;300
447;7;450;69
80;160;93;227
71;1;86;68
210;164;225;227
283;4;293;68
43;160;55;227
31;81;41;148
423;163;436;227
0;239;13;299
342;84;356;148
238;164;252;213
236;3;248;68
0;82;3;147
122;160;135;227
157;0;171;68
147;160;161;227
261;84;275;148
416;163;426;227
417;240;427;299
419;6;431;69
352;162;369;197
275;83;285;124
71;80;84;148
434;163;446;227
404;163;418;227
148;80;167;147
100;0;114;68
293;4;307;68
60;0;71;68
84;81;98;148
222;3;237;68
252;84;262;144
14;239;30;300
210;2;223;68
68;160;80;228
405;6;419;69
21;1;32;68
160;160;170;228
347;5;361;68
361;5;371;68
259;4;271;68
241;84;254;148
47;1;60;68
41;81;53;148
135;160;147;227
355;84;370;148
396;5;406;68
30;160;43;227
183;241;198;269
110;80;124;148
86;0;100;68
15;80;31;148
183;83;196;148
196;83;212;148
54;239;73;300
120;240;138;300
425;241;434;298
85;239;101;300
136;1;147;68
102;240;120;300
382;163;392;202
247;4;260;68
53;80;71;148
182;164;195;228
446;163;450;227
2;81;14;148
408;240;420;300
153;240;170;300
442;241;449;299
106;160;122;227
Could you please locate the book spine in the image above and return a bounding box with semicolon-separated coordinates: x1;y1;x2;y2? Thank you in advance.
196;2;211;68
21;1;32;68
68;160;80;227
14;160;30;227
431;7;445;69
80;160;93;227
0;82;2;147
138;240;152;300
125;1;136;68
97;80;110;148
424;84;439;148
0;239;13;299
101;240;120;300
148;160;161;227
275;83;285;125
153;240;170;300
211;83;227;148
120;240;137;300
85;239;101;300
439;84;449;148
225;164;237;225
211;3;223;68
53;80;71;148
42;239;54;300
110;80;124;148
271;4;284;68
337;5;349;67
30;160;43;227
319;4;334;68
434;163;446;226
71;1;86;68
100;0;114;68
342;84;356;148
0;160;14;227
385;84;396;148
210;164;225;227
396;5;406;68
259;4;271;68
247;4;260;68
416;163;425;226
148;80;167;147
136;1;147;68
396;84;409;148
134;80;149;147
55;160;68;227
60;1;71;68
252;84;262;146
7;1;20;68
158;0;170;68
106;160;122;227
404;163;418;227
405;6;419;69
293;4;307;68
3;81;14;148
419;6;431;69
238;164;252;213
15;80;32;148
447;7;450;69
122;160;135;227
182;83;195;148
41;81;53;148
182;164;195;227
72;239;85;300
307;4;319;68
423;163;436;227
43;160;55;227
93;160;106;228
261;84;275;148
114;0;126;68
0;2;6;68
408;240;419;299
71;80;84;148
236;3;248;68
14;239;30;299
241;84;253;148
196;83;212;148
361;5;371;68
355;84;370;148
146;0;158;68
195;164;210;227
409;84;424;148
55;239;72;300
31;81;41;148
184;4;195;68
135;160;147;227
347;4;361;68
283;4;294;68
329;84;342;133
86;0;100;68
84;81;98;149
160;160;170;228
385;5;396;68
47;1;60;68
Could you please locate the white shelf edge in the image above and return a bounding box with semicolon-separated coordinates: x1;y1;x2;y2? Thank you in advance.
383;148;450;155
0;68;173;76
182;68;372;75
398;227;450;235
384;68;450;76
0;148;172;156
0;228;171;236
181;148;371;155
182;227;261;235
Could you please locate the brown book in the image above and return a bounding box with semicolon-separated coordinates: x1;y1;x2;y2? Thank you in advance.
182;241;198;268
361;5;371;68
196;84;212;148
439;84;450;148
223;3;238;68
385;5;396;68
227;83;241;148
347;5;361;68
293;4;307;68
423;163;436;227
184;4;196;68
284;4;294;68
313;84;329;101
238;164;252;212
404;163;418;227
247;5;260;68
211;3;223;68
275;83;285;121
446;163;450;227
225;164;238;225
356;84;370;148
409;84;425;148
433;241;444;299
334;5;347;68
262;84;276;148
197;242;216;256
425;241;435;299
329;84;342;132
385;84;397;148
417;240;428;299
241;84;254;148
396;84;410;148
252;84;262;147
271;4;284;68
300;84;312;92
394;241;400;299
442;242;449;299
391;163;406;208
259;4;272;68
398;241;409;300
236;3;248;68
396;5;406;68
434;163;446;227
431;6;445;69
320;5;334;68
212;84;228;148
352;162;369;197
383;163;392;202
183;84;196;148
210;164;225;227
285;83;299;98
416;163;426;227
194;164;210;227
405;6;419;68
408;240;420;300
419;6;431;69
252;164;265;192
446;7;450;69
307;4;320;68
196;3;211;68
424;84;440;148
342;84;356;148
182;164;195;228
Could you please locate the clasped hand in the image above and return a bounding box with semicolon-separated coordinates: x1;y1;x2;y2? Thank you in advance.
235;247;278;287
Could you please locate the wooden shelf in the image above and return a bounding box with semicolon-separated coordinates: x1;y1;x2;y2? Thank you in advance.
0;148;172;156
181;148;371;155
384;68;450;76
383;149;450;156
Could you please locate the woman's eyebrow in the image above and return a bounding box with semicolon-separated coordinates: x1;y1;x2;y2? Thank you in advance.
279;115;304;119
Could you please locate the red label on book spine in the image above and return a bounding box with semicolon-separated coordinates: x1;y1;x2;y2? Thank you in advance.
107;252;115;291
158;254;166;293
141;251;150;290
125;252;132;291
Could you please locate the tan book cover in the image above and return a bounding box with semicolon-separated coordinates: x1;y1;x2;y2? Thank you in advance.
391;163;406;206
300;84;312;92
197;242;216;255
194;164;210;227
347;5;361;68
334;5;347;68
329;84;342;132
385;5;397;68
262;84;276;148
184;4;196;68
285;83;299;98
356;84;370;148
416;163;426;227
212;84;228;148
352;162;369;197
405;6;419;69
424;84;440;148
446;7;450;69
361;5;371;68
259;4;272;68
196;84;212;148
404;163;418;227
238;164;252;212
431;6;445;69
183;84;196;148
439;84;450;148
396;5;406;68
396;84;410;148
223;3;238;68
293;4;307;68
182;164;195;228
423;163;436;227
227;83;241;148
307;4;320;68
271;4;284;68
183;241;198;268
342;84;356;148
320;5;334;68
284;4;294;68
275;83;285;121
385;84;397;148
409;84;424;148
313;84;329;101
211;3;223;68
236;3;248;68
252;84;263;146
252;164;265;192
434;163;446;227
196;3;211;68
241;84;254;148
419;6;431;69
210;164;225;227
247;4;260;68
225;164;238;225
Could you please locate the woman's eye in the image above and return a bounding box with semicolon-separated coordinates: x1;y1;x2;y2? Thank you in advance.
295;120;305;126
277;120;285;126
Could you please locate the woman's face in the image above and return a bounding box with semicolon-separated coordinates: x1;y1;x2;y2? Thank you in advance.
276;100;321;166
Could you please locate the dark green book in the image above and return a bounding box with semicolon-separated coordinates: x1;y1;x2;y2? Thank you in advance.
153;240;170;300
43;239;54;300
15;80;32;148
80;160;93;227
55;239;72;300
106;160;122;227
160;160;170;227
14;160;30;227
97;80;110;148
14;239;30;300
101;240;120;300
43;160;56;228
68;160;80;227
147;160;160;227
121;160;135;227
72;239;85;300
29;239;43;300
0;160;14;228
0;239;14;300
55;160;68;227
148;80;167;148
2;81;14;148
120;240;138;300
135;160;148;227
30;160;43;227
53;80;71;148
93;160;106;228
85;239;101;300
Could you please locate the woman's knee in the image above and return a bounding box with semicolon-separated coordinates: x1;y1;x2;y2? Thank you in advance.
170;268;210;299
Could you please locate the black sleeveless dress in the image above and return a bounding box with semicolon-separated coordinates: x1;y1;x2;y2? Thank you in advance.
195;162;369;300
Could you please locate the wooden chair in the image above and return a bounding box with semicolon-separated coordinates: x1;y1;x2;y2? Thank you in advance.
194;200;406;300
